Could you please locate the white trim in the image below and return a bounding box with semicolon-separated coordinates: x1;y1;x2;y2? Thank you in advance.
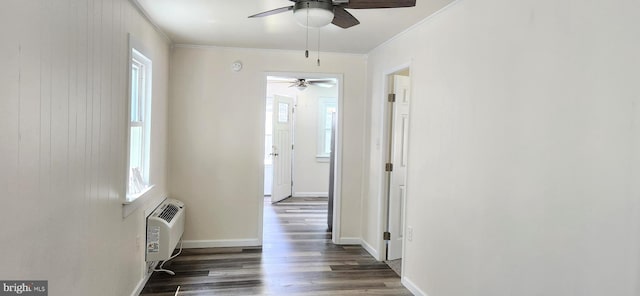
317;97;337;157
315;155;330;163
332;73;344;245
124;34;154;215
370;0;462;54
260;71;344;247
130;271;152;296
293;192;328;198
376;67;390;261
124;184;155;204
182;239;261;249
336;237;361;245
122;185;157;218
402;276;429;296
129;0;172;43
361;239;380;259
258;74;268;246
376;63;413;262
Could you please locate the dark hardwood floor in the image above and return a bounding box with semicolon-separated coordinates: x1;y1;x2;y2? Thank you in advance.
140;197;412;295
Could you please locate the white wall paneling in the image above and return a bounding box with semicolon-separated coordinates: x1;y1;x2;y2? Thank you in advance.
0;1;170;295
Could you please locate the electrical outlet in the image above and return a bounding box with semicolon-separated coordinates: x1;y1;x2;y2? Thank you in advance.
407;226;413;242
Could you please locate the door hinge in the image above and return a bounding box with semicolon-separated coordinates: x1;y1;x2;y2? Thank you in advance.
383;231;391;241
292;144;294;150
385;163;393;172
388;93;396;103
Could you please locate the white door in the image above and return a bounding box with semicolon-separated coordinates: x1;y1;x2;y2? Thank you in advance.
387;75;411;260
271;95;294;203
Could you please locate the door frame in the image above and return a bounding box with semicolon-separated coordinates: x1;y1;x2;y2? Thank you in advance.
258;71;344;245
376;63;412;263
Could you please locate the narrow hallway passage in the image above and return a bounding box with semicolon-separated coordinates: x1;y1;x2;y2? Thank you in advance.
141;197;410;295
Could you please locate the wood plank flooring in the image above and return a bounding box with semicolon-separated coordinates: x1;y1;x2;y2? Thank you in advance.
140;197;412;295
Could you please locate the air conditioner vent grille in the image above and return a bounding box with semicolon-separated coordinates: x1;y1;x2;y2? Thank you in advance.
158;204;179;223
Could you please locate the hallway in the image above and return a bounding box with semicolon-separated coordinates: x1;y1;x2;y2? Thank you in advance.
140;197;411;295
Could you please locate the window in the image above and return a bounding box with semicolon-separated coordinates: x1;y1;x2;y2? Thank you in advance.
127;47;152;201
317;97;337;160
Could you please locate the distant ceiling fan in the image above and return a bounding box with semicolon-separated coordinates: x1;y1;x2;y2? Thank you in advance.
249;0;417;29
269;77;336;90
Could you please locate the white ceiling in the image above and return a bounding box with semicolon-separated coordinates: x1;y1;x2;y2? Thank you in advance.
136;0;454;54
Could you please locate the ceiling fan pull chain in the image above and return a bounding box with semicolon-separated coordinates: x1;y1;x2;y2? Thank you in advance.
317;27;321;66
305;2;310;58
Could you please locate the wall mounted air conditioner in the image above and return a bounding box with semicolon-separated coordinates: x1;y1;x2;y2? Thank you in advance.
146;198;185;262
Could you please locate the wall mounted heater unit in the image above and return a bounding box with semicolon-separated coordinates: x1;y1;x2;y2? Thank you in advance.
146;199;185;262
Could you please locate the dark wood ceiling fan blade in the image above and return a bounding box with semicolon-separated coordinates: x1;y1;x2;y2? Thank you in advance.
307;79;336;84
308;81;336;88
248;6;294;18
332;7;360;29
345;0;416;9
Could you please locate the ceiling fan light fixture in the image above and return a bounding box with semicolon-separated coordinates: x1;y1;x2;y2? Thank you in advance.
293;1;334;28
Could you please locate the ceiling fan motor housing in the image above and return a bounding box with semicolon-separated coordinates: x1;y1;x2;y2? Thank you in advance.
293;1;335;28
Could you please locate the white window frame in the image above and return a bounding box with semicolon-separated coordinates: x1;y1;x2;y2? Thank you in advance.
317;97;337;161
125;37;153;205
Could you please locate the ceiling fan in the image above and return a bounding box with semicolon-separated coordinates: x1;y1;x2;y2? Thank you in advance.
249;0;417;29
269;77;337;90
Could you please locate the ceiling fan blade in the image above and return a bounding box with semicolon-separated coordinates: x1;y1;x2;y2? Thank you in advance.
268;76;297;83
309;82;335;88
345;0;416;9
307;79;336;84
332;7;360;29
248;6;294;18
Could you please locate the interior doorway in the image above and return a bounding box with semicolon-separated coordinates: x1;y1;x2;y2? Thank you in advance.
383;67;411;276
261;72;342;244
270;94;295;203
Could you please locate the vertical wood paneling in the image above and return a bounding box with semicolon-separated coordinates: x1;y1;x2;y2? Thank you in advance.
0;3;21;216
51;0;69;207
1;0;170;294
17;2;42;219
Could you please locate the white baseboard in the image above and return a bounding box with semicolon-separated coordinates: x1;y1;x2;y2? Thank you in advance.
130;271;153;296
336;237;361;245
402;276;428;296
293;192;328;198
182;239;261;249
360;239;380;260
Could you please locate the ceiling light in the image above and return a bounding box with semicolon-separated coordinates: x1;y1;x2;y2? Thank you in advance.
293;1;334;28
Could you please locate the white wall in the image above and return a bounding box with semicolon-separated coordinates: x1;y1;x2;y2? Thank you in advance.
267;82;338;197
293;86;337;197
0;1;170;295
364;0;640;295
169;46;366;245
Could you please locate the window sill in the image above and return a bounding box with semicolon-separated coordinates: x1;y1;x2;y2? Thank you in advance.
316;155;330;163
122;184;155;218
